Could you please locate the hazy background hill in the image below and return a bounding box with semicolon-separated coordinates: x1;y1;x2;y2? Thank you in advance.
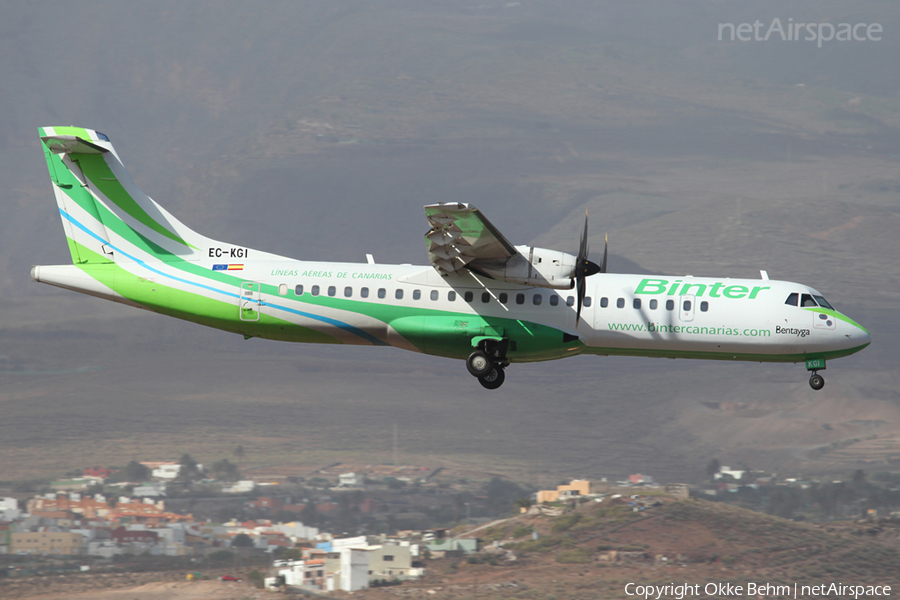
1;0;899;484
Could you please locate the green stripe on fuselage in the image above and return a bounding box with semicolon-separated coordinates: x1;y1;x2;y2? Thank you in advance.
579;343;870;363
803;307;869;334
70;242;340;344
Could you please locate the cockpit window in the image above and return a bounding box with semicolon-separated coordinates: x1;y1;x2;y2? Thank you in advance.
800;293;817;308
785;293;798;307
813;295;833;310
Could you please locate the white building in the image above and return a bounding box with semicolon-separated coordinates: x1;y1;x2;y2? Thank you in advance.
368;543;414;580
340;548;369;591
222;480;256;494
0;497;21;521
714;466;746;481
338;472;359;486
271;521;319;541
151;464;182;479
133;482;167;497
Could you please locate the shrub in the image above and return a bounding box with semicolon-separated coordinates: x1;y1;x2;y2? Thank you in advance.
556;549;592;564
512;525;535;538
247;570;265;589
207;550;235;564
551;513;583;533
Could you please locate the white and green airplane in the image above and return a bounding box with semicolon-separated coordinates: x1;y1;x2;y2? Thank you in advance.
32;127;870;390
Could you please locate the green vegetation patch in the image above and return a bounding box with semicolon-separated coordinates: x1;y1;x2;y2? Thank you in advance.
551;513;583;533
511;525;535;538
508;535;572;553
479;524;510;543
595;503;638;522
555;548;593;564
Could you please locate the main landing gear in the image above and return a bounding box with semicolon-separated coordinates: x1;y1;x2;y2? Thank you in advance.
806;357;826;391
466;340;509;390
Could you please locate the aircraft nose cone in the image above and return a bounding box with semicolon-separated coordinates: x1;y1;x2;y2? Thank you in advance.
858;327;872;346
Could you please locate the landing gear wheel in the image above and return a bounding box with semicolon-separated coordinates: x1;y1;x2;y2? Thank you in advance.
809;372;825;391
466;350;494;378
479;366;505;390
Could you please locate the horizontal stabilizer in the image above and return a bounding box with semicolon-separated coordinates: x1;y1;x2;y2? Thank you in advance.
41;135;109;155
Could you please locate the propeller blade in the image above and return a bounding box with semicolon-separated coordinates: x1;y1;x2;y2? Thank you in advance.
579;211;589;262
600;234;608;274
575;211;590;325
576;273;585;326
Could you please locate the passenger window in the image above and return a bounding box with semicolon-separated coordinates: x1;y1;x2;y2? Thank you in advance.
516;293;525;305
666;299;674;311
482;292;490;303
600;297;608;308
499;293;508;304
813;295;833;309
278;284;288;296
617;298;625;309
361;287;369;298
344;286;352;298
295;284;304;296
377;288;386;299
533;294;542;306
550;295;559;306
328;286;336;297
395;289;404;300
584;297;592;307
801;293;817;307
465;291;474;302
633;298;641;309
448;291;456;301
311;285;320;296
785;292;799;307
649;299;657;310
413;289;421;300
683;300;692;312
566;296;575;307
700;301;708;312
430;290;439;301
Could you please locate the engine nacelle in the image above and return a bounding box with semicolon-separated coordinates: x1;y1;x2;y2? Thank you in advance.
476;246;576;289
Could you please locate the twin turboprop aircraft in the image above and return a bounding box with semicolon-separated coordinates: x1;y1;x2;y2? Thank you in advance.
31;127;871;390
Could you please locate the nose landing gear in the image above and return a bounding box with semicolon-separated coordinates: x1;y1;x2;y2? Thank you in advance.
467;339;509;390
806;357;826;391
809;371;825;390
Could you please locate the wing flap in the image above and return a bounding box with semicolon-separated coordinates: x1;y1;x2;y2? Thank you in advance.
424;203;517;276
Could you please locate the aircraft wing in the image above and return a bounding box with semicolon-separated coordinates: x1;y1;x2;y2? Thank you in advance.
424;203;518;276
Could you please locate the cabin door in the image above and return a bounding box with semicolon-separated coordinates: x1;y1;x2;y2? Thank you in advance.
240;282;261;321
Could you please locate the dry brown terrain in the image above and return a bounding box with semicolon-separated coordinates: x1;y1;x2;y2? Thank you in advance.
3;573;261;600
6;496;899;600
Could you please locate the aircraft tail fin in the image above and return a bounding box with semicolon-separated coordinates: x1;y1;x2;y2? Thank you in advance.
39;126;207;264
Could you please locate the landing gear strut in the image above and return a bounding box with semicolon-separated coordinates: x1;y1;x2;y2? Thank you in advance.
467;339;509;390
806;357;826;391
